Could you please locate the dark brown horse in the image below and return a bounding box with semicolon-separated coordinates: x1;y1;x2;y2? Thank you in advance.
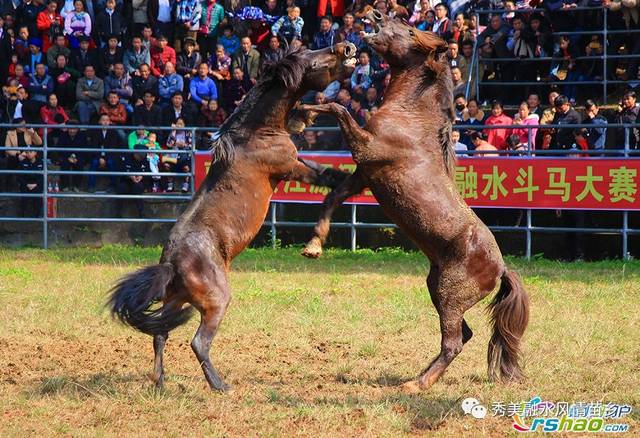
108;44;356;392
299;13;530;392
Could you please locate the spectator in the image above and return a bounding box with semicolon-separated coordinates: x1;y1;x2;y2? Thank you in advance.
141;25;157;52
271;6;303;42
98;35;124;77
512;101;539;148
14;26;31;61
540;90;560;125
36;0;63;53
9;64;30;89
104;62;133;108
16;146;44;217
16;86;42;123
351;50;373;97
458;97;485;149
312;16;335;50
124;36;151;75
162;91;194;126
218;25;240;57
338;13;361;47
451;129;468;154
70;36;99;73
453;94;466;122
150;34;176;77
49;53;81;108
507;14;536;86
552;94;582;150
131;63;159;104
99;90;128;125
506;133;527;154
128;127;150;148
16;0;43;37
199;98;226;127
451;67;465;96
262;35;284;64
470;131;498;156
362;87;380;110
64;0;91;49
208;44;231;81
223;67;247;113
148;0;174;41
95;0;123;47
483;100;513;149
57;120;87;191
550;35;585;102
59;0;77;20
190;63;218;109
583;100;607;153
415;8;435;31
158;61;184;106
132;0;150;37
446;40;463;70
40;92;69;126
28;62;53;104
232;36;260;85
174;0;202;53
133;90;162;125
115;145;147;218
46;34;71;70
615;90;639;150
198;0;226;60
388;0;409;20
432;3;451;38
176;37;202;92
527;93;543;118
75;65;104;124
24;38;44;75
449;12;474;46
164;117;193;192
88;113;121;191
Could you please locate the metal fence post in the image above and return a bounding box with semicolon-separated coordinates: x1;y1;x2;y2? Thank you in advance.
271;203;277;249
43;127;48;249
603;7;608;106
190;128;196;194
623;124;630;260
350;204;357;251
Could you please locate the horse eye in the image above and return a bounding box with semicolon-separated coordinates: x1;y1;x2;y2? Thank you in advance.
409;29;415;36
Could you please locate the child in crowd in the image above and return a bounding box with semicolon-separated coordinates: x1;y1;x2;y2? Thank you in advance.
164;118;193;192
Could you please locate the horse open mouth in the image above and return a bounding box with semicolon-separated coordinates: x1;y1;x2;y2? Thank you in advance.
362;10;383;38
343;42;357;67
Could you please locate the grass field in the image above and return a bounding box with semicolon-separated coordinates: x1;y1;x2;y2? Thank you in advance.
0;246;638;437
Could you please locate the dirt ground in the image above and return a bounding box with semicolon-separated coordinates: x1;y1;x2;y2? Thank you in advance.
0;247;638;437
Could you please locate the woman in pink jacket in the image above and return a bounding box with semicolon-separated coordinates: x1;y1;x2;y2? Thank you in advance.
511;102;539;149
483;100;513;149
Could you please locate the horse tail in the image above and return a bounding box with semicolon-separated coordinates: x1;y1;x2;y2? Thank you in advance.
108;263;194;336
487;269;530;382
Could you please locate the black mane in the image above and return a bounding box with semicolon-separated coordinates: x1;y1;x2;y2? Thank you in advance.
210;47;311;167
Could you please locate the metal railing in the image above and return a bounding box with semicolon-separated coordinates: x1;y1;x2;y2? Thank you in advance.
471;6;640;104
0;122;639;259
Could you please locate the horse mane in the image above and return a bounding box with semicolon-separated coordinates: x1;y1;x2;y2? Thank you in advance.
210;47;311;167
410;30;456;176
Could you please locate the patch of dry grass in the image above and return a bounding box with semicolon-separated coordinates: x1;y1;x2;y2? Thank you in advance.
0;247;638;437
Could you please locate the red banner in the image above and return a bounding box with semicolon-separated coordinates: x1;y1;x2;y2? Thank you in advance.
195;152;640;210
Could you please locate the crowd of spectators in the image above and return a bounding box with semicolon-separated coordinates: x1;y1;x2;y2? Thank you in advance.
0;0;639;216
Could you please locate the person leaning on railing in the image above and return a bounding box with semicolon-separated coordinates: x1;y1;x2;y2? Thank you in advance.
551;94;582;151
614;90;639;151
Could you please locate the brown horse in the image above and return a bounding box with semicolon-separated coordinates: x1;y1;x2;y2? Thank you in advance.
108;44;356;392
298;13;530;392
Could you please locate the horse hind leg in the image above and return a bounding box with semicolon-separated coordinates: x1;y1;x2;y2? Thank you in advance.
402;271;476;393
152;333;168;389
188;268;232;392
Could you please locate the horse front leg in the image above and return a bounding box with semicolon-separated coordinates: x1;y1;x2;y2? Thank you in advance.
298;103;374;156
302;170;366;258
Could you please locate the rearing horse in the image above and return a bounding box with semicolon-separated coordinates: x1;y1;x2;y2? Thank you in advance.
109;44;356;392
299;14;530;392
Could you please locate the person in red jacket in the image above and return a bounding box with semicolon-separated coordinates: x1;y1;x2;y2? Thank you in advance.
483;100;513;149
150;35;177;77
37;0;64;53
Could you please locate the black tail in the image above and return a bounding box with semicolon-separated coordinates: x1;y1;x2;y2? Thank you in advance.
108;263;194;336
487;270;530;382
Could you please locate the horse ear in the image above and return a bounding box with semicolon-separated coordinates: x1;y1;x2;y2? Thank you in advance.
423;51;445;75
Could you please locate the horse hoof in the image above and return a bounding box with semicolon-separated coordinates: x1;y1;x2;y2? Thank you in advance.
212;382;233;393
301;239;323;259
399;380;423;394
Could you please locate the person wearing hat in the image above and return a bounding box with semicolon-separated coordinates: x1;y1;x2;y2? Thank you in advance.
176;36;202;92
25;37;44;75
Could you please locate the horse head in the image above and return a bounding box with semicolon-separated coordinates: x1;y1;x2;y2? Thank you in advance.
363;11;448;68
298;42;358;91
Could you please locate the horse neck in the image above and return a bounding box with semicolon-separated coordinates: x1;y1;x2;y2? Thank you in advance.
245;83;302;130
384;65;439;114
